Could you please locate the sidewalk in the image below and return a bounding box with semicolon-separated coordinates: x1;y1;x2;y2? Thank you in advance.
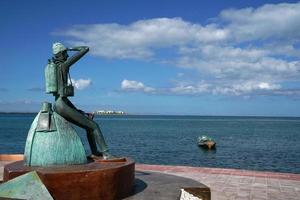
136;164;300;200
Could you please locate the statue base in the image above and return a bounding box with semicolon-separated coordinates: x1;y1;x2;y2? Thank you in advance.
3;158;135;200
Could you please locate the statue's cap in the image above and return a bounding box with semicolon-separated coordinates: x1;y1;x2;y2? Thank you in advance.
52;42;67;55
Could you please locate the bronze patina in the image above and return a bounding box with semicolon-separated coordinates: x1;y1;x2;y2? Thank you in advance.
49;42;113;159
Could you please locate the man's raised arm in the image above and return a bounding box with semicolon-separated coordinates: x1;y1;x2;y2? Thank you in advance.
64;46;89;68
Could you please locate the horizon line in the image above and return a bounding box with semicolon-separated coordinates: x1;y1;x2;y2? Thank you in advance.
0;111;299;118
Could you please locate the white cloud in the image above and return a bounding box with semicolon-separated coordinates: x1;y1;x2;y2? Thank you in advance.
176;45;300;81
70;78;92;90
220;2;300;41
57;3;300;59
57;2;300;97
120;79;282;96
171;81;282;96
57;18;228;59
121;79;155;92
169;82;211;95
212;81;281;96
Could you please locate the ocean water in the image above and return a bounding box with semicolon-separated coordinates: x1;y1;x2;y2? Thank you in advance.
0;113;299;174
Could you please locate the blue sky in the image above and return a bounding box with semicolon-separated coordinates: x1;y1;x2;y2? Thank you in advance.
1;0;300;116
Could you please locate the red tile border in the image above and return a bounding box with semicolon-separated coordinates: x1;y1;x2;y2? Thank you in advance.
1;156;299;181
135;164;300;181
0;154;24;161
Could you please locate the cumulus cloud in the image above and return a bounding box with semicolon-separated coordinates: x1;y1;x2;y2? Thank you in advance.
120;79;283;96
56;18;228;59
121;79;155;93
176;45;300;81
70;78;92;90
219;2;300;41
57;2;300;97
212;81;281;96
172;81;282;96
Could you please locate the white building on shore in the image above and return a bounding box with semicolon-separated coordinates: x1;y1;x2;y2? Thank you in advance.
95;110;125;115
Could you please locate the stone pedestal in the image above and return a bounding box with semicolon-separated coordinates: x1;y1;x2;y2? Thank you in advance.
4;158;135;200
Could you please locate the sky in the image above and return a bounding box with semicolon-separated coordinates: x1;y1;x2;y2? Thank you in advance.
0;0;300;116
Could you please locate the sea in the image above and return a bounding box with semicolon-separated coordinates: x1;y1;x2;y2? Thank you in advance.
0;113;299;174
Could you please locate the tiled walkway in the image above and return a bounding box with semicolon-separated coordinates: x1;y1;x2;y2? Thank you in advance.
136;164;300;200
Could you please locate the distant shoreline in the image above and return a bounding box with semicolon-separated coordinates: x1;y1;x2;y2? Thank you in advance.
0;112;38;114
0;112;299;118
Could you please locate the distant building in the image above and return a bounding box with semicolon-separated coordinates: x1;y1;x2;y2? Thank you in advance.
95;110;125;115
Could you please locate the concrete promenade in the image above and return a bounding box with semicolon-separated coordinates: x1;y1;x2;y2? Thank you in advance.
136;164;300;200
1;161;300;199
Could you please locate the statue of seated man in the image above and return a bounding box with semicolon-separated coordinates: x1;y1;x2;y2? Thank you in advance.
47;42;113;159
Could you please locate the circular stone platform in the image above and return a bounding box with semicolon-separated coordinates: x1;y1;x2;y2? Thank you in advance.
125;171;210;200
4;158;135;200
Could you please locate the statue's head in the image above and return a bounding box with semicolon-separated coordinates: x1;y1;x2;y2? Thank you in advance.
52;42;68;61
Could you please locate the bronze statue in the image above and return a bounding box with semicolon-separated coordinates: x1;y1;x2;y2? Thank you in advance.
46;42;113;159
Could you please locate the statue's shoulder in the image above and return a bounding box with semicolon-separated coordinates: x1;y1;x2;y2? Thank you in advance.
48;59;63;68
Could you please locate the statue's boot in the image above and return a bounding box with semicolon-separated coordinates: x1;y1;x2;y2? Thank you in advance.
88;127;123;161
102;151;116;160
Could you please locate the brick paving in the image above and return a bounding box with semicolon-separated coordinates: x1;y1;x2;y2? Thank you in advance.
136;164;300;200
1;160;300;199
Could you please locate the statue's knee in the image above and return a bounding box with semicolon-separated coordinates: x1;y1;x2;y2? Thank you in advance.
54;103;62;114
54;99;64;112
91;122;99;130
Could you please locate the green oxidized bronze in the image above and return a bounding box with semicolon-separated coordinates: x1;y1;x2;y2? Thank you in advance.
24;103;87;166
51;43;112;158
24;42;113;166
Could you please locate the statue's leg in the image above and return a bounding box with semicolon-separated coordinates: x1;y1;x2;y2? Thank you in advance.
54;97;108;155
88;123;109;155
61;98;100;154
86;130;99;155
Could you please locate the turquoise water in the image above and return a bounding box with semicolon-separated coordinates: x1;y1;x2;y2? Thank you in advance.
0;114;299;174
